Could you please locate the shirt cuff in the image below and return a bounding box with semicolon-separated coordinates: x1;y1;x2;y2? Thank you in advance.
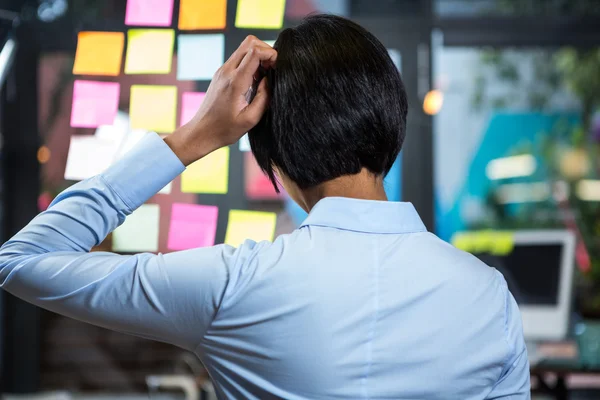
101;132;185;211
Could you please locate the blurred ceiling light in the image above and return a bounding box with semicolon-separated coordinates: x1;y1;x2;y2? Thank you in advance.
423;89;443;115
496;182;550;204
37;0;68;22
560;149;590;179
576;180;600;201
486;154;536;180
37;145;51;164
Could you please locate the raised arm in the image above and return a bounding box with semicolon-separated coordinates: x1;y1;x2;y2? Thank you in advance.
0;36;277;351
0;133;233;350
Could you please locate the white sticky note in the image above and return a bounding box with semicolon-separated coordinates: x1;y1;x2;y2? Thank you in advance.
158;182;172;194
95;111;130;145
64;136;117;181
177;34;224;81
112;204;160;252
239;133;251;151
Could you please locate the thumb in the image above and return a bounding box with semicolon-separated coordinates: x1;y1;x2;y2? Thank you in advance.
242;77;269;127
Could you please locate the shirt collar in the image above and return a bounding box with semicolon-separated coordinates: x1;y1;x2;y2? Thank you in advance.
300;197;427;234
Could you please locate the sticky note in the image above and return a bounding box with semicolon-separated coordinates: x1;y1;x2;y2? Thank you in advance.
179;0;227;30
167;203;219;250
181;147;229;193
180;92;206;126
224;210;277;247
73;32;124;76
239;133;251;151
125;0;174;26
64;136;117;181
244;153;281;200
70;80;120;128
235;0;286;29
125;29;175;74
130;85;177;133
159;182;172;194
95;111;129;145
113;204;160;252
177;34;224;80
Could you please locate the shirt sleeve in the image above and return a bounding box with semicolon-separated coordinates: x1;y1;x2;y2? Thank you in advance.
487;271;531;399
0;133;232;352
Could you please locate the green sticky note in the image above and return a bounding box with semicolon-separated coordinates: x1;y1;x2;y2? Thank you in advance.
181;147;229;194
130;85;177;133
125;29;175;74
490;232;514;256
112;204;160;252
224;210;277;247
235;0;286;29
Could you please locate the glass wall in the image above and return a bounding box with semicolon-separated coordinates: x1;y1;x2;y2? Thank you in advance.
433;44;600;275
435;0;600;17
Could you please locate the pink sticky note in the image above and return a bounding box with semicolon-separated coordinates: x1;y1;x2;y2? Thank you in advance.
70;80;120;128
167;203;219;250
180;92;206;127
125;0;174;27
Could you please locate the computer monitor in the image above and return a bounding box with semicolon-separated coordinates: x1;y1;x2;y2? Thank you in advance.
474;230;576;341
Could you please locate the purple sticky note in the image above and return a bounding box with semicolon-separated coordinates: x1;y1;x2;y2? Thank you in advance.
167;203;218;251
125;0;174;27
180;92;206;127
70;80;120;128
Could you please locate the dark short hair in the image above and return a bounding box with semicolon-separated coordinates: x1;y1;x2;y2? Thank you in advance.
249;14;408;192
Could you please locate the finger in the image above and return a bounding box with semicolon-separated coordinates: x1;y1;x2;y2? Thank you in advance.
223;35;270;70
242;77;269;126
237;46;277;80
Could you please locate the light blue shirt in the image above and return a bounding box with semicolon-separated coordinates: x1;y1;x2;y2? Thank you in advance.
0;133;529;399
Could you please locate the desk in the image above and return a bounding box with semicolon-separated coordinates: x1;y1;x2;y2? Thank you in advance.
531;360;600;400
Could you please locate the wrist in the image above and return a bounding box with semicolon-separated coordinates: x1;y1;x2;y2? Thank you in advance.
165;124;215;166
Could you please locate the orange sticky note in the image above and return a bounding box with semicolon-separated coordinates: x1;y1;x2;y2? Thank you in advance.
179;0;227;30
73;32;124;76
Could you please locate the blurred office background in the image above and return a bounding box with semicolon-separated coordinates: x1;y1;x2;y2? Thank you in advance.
0;0;599;399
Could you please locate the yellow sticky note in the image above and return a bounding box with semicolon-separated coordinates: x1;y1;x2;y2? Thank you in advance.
130;85;177;133
490;232;515;256
179;0;227;30
125;29;174;74
225;210;277;247
181;147;229;194
235;0;286;29
73;32;124;76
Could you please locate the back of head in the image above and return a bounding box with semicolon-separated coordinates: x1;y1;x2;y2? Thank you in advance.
249;14;408;191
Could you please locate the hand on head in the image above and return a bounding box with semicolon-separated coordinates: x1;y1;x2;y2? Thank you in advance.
165;36;277;166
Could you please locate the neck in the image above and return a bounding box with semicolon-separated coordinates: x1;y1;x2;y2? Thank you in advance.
300;169;388;211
